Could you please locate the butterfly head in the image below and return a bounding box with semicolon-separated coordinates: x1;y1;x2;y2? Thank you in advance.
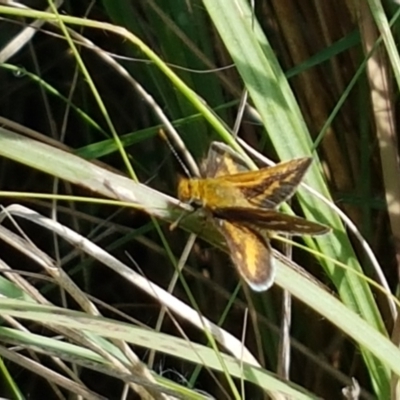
177;176;196;204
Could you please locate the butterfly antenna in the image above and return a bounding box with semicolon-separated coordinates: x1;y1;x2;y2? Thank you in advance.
159;129;194;178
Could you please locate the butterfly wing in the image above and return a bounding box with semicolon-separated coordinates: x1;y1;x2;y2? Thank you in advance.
215;218;275;291
215;207;329;235
205;142;249;178
218;158;312;209
196;142;328;292
205;142;312;209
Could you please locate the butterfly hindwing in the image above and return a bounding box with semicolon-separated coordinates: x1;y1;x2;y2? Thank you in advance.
214;207;329;235
215;219;275;291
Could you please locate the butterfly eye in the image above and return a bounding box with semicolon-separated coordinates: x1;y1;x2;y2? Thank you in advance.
177;177;188;201
178;177;197;204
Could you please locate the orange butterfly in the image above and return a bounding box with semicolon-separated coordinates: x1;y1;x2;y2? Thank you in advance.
178;142;329;291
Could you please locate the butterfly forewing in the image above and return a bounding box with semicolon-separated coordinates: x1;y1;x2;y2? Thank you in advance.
215;219;275;291
212;158;312;209
206;142;312;209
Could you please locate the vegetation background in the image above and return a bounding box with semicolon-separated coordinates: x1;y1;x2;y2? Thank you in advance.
0;1;399;399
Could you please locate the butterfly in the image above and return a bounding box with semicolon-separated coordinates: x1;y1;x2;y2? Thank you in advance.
177;142;329;291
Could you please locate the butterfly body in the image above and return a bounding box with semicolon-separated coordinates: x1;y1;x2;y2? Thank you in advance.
178;176;253;210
